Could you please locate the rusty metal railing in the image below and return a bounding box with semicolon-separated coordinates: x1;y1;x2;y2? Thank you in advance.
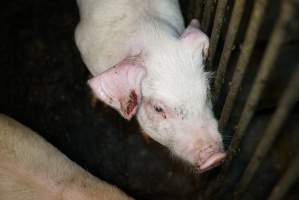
223;0;295;180
207;0;229;71
268;153;299;200
234;63;299;198
201;0;216;34
218;0;268;132
190;0;298;199
213;0;246;99
187;0;204;24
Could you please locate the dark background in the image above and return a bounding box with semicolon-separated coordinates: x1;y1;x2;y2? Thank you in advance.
0;0;298;199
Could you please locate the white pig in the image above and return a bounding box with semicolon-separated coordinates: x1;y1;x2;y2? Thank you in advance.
75;0;226;172
0;114;133;200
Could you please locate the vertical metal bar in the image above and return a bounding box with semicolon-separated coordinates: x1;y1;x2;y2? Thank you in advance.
234;65;299;198
268;153;299;200
207;0;229;71
201;0;217;34
213;0;246;98
205;0;294;198
225;0;294;169
190;0;204;22
218;0;268;132
187;0;196;21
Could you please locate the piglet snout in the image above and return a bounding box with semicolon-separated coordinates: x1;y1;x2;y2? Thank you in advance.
196;150;226;173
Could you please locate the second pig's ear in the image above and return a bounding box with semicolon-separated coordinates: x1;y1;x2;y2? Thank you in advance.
180;19;209;60
88;56;146;120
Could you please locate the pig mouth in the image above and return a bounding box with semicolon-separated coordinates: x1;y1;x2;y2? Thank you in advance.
195;152;226;173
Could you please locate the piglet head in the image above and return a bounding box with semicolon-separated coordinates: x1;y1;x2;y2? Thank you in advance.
88;19;225;172
88;55;146;120
135;19;225;172
137;97;226;173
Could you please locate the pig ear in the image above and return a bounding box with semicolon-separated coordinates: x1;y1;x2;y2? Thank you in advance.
88;56;146;120
180;19;209;60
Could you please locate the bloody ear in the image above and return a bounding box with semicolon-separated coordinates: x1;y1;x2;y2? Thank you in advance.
181;19;209;60
88;56;146;120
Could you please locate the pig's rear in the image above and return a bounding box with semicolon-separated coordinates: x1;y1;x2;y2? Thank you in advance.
0;114;133;200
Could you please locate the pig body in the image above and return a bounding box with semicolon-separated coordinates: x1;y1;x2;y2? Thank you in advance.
0;114;133;200
75;0;225;171
75;0;185;75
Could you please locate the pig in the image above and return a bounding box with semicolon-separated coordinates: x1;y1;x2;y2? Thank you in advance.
75;0;226;172
0;114;133;200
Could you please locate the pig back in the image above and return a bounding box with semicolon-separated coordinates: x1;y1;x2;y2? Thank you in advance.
75;0;184;76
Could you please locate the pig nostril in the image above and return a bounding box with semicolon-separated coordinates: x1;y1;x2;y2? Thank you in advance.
196;152;226;173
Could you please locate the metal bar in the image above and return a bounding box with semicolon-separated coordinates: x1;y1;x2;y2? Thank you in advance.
207;0;229;71
187;0;196;21
218;0;268;132
234;65;299;198
191;0;204;22
205;0;294;198
268;153;299;200
225;0;294;170
201;0;217;34
213;0;246;98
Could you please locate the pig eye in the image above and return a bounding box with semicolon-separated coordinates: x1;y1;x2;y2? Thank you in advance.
154;106;164;113
153;105;166;119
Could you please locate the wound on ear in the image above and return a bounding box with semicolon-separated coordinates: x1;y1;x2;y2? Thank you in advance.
126;90;138;115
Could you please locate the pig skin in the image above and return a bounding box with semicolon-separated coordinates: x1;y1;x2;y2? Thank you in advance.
0;114;133;200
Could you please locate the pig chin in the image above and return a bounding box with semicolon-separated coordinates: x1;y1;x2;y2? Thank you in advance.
169;132;226;173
